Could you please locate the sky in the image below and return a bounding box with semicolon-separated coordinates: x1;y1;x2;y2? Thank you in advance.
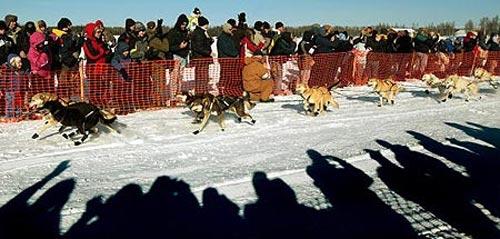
2;0;500;28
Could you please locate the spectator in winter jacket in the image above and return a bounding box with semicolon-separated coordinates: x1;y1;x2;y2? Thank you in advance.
463;31;478;52
314;25;335;53
414;30;433;53
35;20;48;35
240;29;265;61
486;33;500;51
261;22;273;54
188;7;202;32
242;56;274;102
395;30;413;53
191;17;213;59
190;16;213;94
111;41;131;81
252;21;266;48
0;21;17;65
4;14;22;45
146;19;170;60
270;32;296;56
118;18;136;48
297;30;316;86
53;18;83;99
413;29;433;77
3;54;27;119
17;21;35;60
167;14;190;67
129;22;149;61
28;31;51;79
217;23;239;58
53;18;82;70
83;22;109;64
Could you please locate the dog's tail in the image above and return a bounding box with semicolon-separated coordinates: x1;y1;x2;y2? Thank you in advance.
328;80;342;91
98;109;117;125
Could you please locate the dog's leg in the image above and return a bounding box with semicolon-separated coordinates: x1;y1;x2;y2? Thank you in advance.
378;96;383;107
217;112;226;132
62;130;79;140
58;126;67;134
193;103;214;135
32;119;57;139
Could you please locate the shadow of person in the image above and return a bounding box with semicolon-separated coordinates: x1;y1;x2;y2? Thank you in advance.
369;139;500;239
408;127;500;220
244;171;317;239
305;149;418;239
199;187;246;239
140;176;202;239
0;160;72;239
446;122;500;149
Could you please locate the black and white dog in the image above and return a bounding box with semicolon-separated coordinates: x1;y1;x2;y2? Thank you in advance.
40;100;117;145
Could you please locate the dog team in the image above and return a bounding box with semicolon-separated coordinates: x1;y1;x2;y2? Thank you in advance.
28;67;498;145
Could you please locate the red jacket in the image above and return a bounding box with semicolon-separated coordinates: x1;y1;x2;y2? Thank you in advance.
83;23;109;64
240;36;264;62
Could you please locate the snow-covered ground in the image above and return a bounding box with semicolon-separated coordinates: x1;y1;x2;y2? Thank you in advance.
1;80;499;237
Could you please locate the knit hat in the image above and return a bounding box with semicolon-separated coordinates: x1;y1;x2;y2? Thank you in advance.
227;19;237;28
0;20;7;30
125;18;136;31
262;22;271;30
57;17;72;30
275;22;284;29
7;54;21;69
198;16;209;27
115;41;130;55
4;14;17;25
147;21;156;30
193;7;201;15
134;22;146;32
254;21;263;30
25;21;36;34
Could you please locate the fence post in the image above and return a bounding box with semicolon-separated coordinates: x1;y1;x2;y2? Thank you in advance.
79;60;85;102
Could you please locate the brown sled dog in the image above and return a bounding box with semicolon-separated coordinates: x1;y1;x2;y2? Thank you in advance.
295;83;340;116
367;78;403;107
177;91;257;134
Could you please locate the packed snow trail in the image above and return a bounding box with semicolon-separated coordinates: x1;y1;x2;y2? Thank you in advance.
0;80;499;238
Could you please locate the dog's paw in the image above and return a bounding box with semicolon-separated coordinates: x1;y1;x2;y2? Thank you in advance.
425;90;430;94
377;104;382;107
74;141;82;146
237;118;242;122
391;100;395;105
32;133;39;139
441;98;447;103
193;130;200;135
221;129;225;132
448;94;453;99
251;119;256;124
62;134;69;139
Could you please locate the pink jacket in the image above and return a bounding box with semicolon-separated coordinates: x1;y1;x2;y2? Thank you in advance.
28;32;52;79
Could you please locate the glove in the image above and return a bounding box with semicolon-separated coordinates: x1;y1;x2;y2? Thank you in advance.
118;68;131;82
